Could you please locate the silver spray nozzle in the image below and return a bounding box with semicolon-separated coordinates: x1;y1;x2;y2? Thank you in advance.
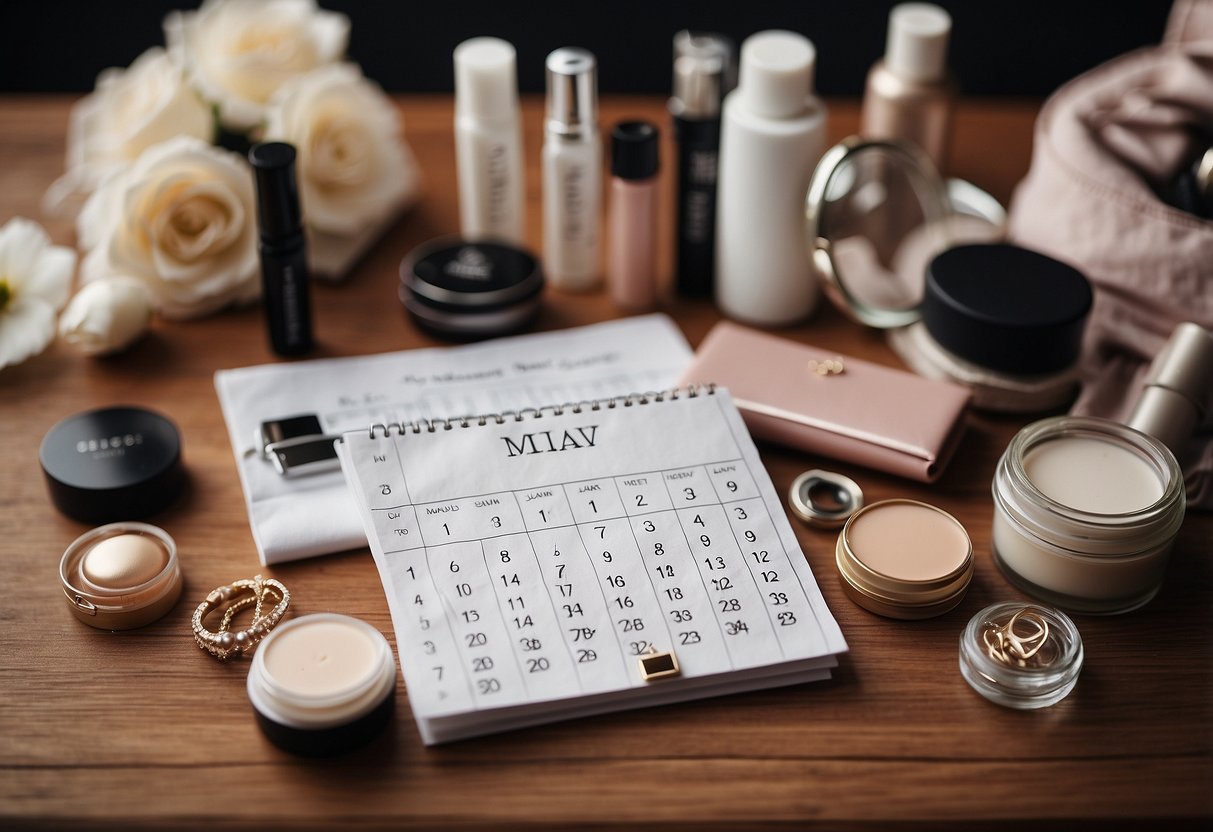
545;47;598;137
671;31;734;120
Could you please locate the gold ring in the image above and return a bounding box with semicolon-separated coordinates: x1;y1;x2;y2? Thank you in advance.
982;607;1051;668
192;576;290;661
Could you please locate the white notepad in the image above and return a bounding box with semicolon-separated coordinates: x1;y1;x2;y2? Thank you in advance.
337;387;847;744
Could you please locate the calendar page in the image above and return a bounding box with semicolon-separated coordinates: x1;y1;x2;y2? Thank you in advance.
338;388;847;744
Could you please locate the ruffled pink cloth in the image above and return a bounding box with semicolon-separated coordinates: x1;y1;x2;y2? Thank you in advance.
1008;0;1213;509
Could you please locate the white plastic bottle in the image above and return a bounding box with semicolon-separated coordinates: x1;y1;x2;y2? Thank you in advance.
543;47;602;291
453;37;526;243
715;30;826;325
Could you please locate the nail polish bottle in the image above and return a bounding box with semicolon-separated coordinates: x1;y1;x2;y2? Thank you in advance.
608;121;660;311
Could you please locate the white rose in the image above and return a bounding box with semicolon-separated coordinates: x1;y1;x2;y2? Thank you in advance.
44;47;213;215
264;63;420;235
78;136;260;320
59;277;153;356
0;218;76;370
165;0;350;132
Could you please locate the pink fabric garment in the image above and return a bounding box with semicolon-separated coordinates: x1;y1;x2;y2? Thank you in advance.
1008;0;1213;509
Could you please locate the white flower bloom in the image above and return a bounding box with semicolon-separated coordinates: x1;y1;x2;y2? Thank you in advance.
59;277;153;356
44;47;213;215
165;0;350;132
78;136;260;320
264;63;420;235
0;218;76;370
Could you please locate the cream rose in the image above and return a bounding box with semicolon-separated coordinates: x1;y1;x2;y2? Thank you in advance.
78;136;260;320
59;277;154;356
165;0;350;132
44;47;213;215
264;63;420;236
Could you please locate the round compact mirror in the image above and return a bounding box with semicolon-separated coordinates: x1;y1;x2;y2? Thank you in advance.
805;137;1005;329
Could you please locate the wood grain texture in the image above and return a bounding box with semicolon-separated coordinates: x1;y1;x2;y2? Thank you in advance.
0;95;1210;830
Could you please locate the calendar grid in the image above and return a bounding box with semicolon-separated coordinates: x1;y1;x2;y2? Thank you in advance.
650;473;738;668
709;392;830;643
338;389;847;741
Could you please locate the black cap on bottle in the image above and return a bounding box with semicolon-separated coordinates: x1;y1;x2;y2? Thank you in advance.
611;121;660;180
248;142;303;241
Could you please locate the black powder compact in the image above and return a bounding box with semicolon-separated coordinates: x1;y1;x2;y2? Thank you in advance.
399;238;544;339
40;406;185;523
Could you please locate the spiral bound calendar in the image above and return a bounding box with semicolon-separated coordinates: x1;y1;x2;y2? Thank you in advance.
336;387;847;744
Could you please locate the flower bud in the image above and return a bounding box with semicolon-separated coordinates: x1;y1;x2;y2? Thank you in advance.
59;277;152;356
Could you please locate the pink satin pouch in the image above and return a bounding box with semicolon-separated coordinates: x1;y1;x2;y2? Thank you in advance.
679;322;971;482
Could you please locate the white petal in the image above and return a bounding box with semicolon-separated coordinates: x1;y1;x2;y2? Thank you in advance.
0;217;52;287
0;297;56;370
23;245;77;310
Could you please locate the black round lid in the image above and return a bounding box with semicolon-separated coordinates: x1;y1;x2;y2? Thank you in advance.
922;243;1093;375
401;239;544;312
39;406;185;524
611;121;660;180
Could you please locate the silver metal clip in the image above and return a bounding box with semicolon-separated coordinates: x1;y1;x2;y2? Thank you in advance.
259;414;340;477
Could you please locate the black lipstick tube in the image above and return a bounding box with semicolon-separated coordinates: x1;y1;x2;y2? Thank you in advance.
249;142;313;356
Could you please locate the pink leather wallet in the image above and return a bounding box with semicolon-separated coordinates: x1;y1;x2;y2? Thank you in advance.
678;322;971;482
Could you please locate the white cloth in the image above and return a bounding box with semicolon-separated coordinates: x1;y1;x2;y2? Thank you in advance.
1008;0;1213;508
215;315;694;564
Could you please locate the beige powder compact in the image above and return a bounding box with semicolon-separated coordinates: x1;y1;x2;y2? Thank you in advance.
59;522;183;630
835;498;973;618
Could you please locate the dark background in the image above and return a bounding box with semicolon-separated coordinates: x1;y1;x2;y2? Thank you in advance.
0;1;1173;96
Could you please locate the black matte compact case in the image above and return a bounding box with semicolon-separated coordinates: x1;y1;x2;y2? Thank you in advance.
399;238;544;339
40;406;185;523
922;243;1093;375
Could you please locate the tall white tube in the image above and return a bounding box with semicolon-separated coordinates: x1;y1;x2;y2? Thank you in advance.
715;30;826;325
543;47;602;291
453;37;526;244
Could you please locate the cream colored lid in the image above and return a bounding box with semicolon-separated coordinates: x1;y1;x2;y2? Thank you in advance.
886;3;951;83
737;30;816;119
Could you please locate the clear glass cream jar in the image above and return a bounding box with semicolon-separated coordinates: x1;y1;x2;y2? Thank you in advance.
991;416;1185;614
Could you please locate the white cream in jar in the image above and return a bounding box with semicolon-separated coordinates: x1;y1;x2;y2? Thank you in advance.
991;416;1185;614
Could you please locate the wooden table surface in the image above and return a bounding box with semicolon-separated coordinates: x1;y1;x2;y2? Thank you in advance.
0;95;1210;831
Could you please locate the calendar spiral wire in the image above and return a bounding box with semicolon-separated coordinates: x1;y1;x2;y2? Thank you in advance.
368;384;715;438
